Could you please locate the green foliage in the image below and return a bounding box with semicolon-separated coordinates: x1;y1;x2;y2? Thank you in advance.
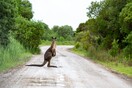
42;25;74;42
0;0;17;46
41;25;75;45
119;2;132;34
15;17;44;53
76;23;87;33
81;31;92;50
100;62;132;77
87;1;103;18
18;0;33;20
36;21;51;40
75;30;99;50
14;0;43;53
100;36;112;49
0;0;46;71
0;36;31;72
75;0;132;66
42;29;57;41
75;42;81;49
93;0;127;49
109;39;119;57
123;32;132;59
51;25;74;41
76;0;131;50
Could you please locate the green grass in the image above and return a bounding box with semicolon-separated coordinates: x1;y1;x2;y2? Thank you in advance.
40;40;75;46
71;47;132;77
0;37;32;72
71;48;88;57
99;62;132;77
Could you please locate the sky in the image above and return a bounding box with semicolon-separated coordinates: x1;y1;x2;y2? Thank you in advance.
29;0;101;30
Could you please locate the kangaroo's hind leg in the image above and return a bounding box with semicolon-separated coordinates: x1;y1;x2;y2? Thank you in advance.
47;60;57;68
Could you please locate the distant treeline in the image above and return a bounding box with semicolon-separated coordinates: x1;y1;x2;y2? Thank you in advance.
42;25;74;41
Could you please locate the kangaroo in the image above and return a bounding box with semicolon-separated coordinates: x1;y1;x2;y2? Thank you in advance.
26;37;57;67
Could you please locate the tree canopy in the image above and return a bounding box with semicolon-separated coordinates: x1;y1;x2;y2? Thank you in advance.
75;0;132;59
0;0;17;46
0;0;46;53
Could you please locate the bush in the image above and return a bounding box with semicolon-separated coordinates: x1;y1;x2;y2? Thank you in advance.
109;39;119;57
123;32;132;59
15;17;44;53
75;42;81;49
76;30;100;51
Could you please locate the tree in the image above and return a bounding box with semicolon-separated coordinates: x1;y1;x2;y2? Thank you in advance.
87;1;103;18
119;2;132;34
52;25;60;33
0;0;17;46
88;0;128;49
19;0;33;20
15;17;44;53
58;25;74;41
76;0;131;50
76;23;87;33
51;25;74;41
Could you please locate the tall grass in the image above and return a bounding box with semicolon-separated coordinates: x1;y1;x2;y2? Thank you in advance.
0;36;31;72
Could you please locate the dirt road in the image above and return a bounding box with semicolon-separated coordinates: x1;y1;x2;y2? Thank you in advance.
0;46;132;88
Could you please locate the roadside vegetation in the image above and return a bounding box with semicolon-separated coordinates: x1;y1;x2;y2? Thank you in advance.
74;0;132;77
0;0;131;78
0;0;74;72
72;48;132;77
0;36;31;72
0;0;44;72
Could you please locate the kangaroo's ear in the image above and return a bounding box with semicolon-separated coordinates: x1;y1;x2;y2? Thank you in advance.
52;37;56;39
54;37;57;39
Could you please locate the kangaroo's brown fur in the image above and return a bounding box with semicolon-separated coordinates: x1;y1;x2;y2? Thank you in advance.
26;37;57;67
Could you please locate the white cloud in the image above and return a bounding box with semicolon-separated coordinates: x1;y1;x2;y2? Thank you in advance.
29;0;101;30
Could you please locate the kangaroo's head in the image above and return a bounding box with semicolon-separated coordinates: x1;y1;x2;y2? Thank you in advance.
52;37;56;42
51;37;56;49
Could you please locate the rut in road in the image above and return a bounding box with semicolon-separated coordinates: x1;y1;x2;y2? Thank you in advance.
0;46;132;88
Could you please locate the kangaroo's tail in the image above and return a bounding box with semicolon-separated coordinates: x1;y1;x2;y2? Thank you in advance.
26;60;47;67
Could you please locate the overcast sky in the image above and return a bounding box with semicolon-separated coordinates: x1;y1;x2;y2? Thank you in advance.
29;0;101;30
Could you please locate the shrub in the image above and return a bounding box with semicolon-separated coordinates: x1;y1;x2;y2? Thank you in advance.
109;39;119;57
123;32;132;59
75;42;81;49
15;17;44;53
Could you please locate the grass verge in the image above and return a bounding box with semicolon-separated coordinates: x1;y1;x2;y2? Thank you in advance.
0;37;32;72
71;48;132;78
